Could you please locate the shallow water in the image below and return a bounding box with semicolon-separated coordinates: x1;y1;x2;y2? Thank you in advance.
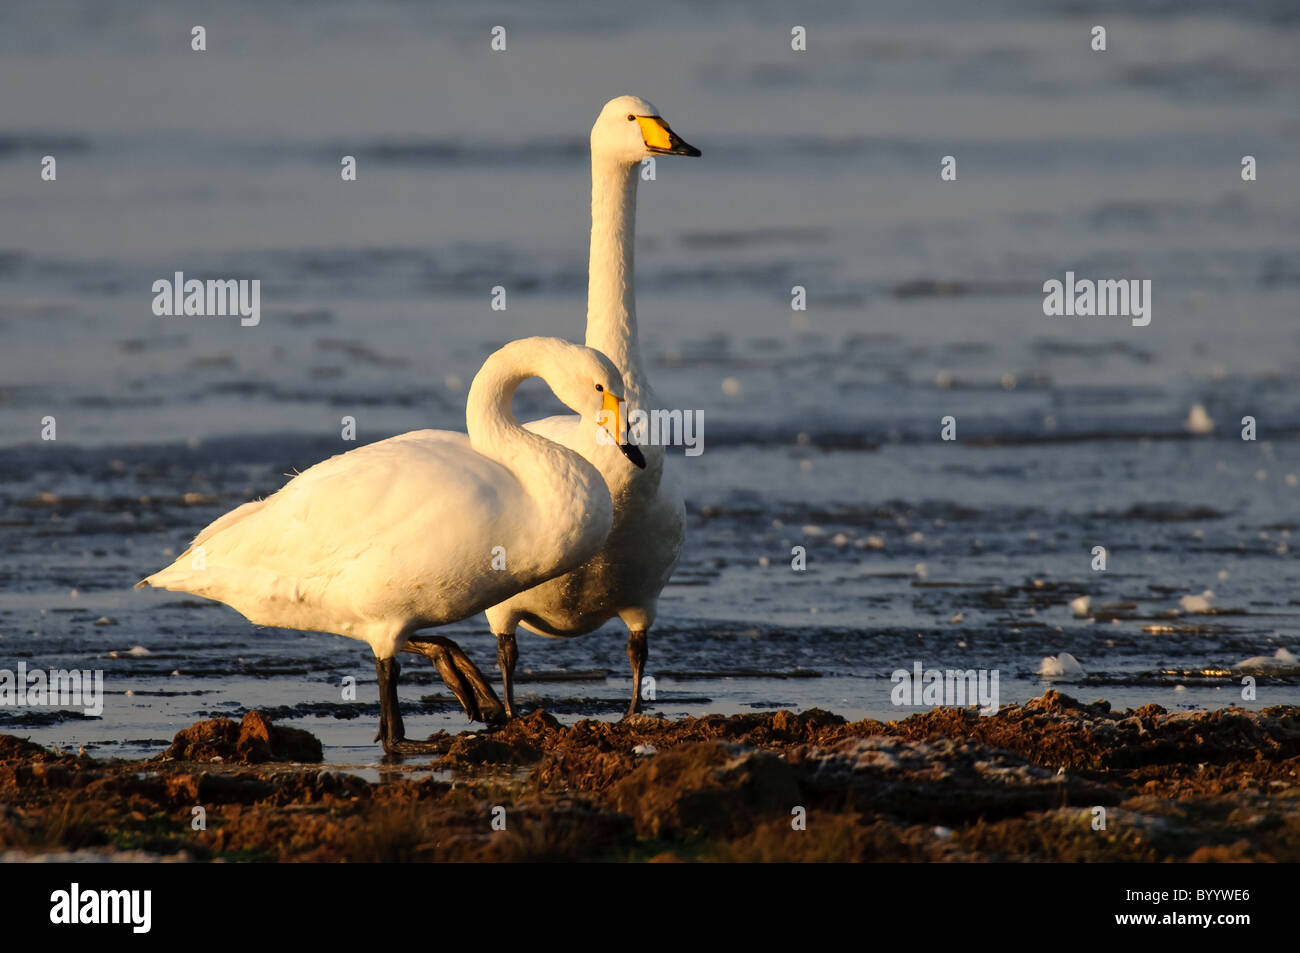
1;0;1298;759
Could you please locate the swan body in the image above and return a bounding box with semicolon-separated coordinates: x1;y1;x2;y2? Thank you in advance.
139;337;642;749
507;411;685;638
1038;652;1085;678
1234;647;1299;674
484;95;700;717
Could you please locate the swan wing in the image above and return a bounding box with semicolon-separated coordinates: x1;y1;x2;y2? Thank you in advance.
523;413;581;447
141;430;532;631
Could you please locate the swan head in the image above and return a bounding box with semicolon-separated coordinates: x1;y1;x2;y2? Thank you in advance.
591;95;700;165
557;344;647;470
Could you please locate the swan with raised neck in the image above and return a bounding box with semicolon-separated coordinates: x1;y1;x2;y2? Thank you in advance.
484;95;700;718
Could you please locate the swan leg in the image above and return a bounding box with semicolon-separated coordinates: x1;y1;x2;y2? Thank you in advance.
405;635;506;726
408;638;479;720
496;631;519;719
376;652;483;756
376;651;473;756
624;629;648;718
374;657;406;750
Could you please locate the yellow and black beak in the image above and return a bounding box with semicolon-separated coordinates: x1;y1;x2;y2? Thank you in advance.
637;116;701;157
600;391;646;468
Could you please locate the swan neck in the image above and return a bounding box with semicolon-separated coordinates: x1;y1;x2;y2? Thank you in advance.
586;157;647;402
466;347;566;472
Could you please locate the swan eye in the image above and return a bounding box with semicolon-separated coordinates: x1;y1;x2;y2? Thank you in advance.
595;383;604;392
626;114;636;121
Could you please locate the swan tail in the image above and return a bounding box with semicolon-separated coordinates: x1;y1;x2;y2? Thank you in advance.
136;554;217;596
136;558;317;629
136;497;268;591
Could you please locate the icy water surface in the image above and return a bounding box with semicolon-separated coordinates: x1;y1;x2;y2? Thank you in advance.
1;0;1298;760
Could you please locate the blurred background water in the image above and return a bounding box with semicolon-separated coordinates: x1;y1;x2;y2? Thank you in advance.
1;0;1298;761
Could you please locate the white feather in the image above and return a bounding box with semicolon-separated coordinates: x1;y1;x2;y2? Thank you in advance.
139;338;627;661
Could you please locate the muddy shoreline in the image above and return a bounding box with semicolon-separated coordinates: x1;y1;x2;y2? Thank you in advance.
2;691;1297;862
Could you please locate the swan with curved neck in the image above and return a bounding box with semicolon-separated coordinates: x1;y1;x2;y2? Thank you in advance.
485;95;700;717
139;337;643;752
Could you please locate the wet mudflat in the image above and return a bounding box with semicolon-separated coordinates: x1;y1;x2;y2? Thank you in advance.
3;691;1297;862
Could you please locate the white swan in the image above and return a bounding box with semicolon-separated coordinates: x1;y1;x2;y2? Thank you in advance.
1038;652;1085;678
483;96;700;718
137;337;645;752
1234;647;1299;675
